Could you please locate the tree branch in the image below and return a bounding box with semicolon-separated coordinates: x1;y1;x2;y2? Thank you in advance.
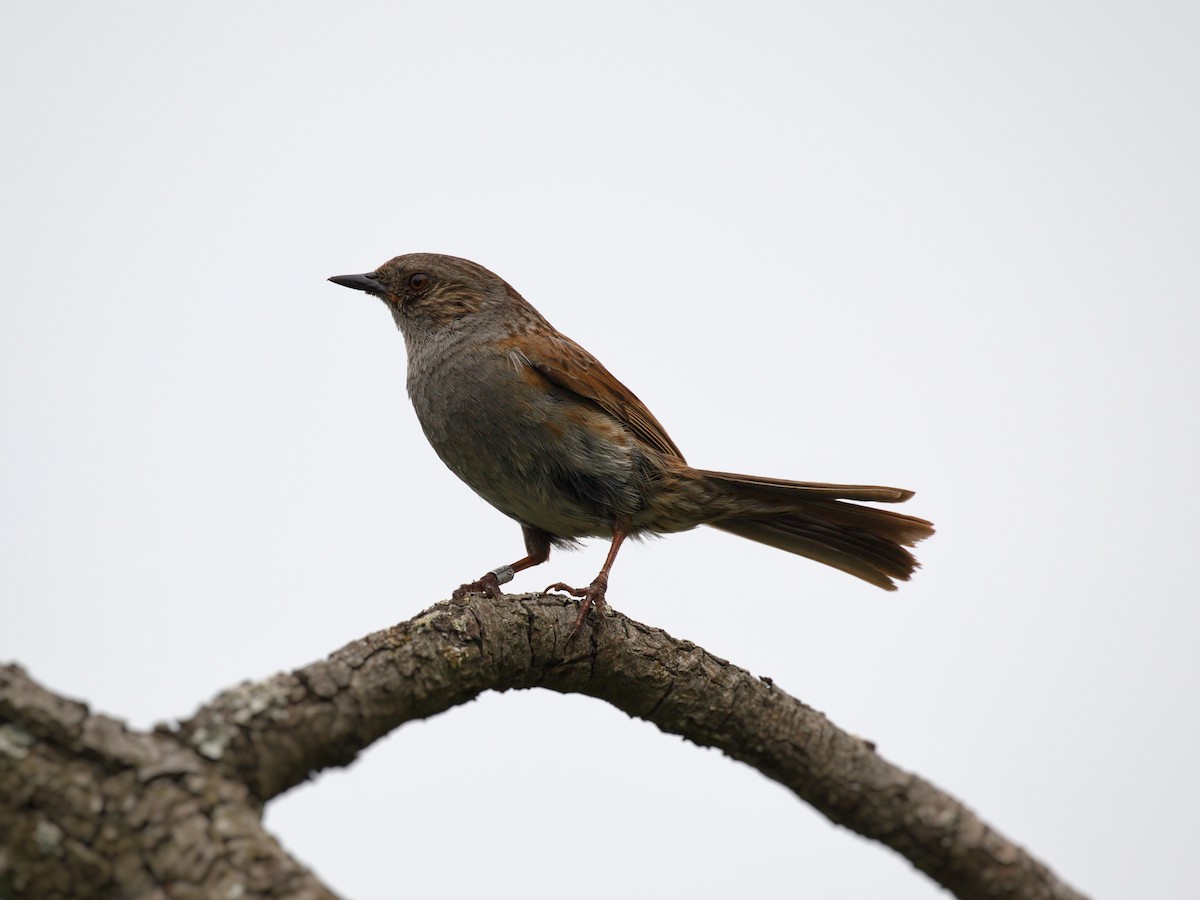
2;593;1089;899
177;593;1087;900
0;663;336;899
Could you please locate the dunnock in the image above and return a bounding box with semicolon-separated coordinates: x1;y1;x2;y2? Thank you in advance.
330;253;933;637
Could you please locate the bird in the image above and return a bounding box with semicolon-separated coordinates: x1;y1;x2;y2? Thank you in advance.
329;253;933;639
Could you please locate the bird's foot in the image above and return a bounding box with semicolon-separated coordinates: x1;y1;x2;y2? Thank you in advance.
544;581;587;598
452;564;518;601
545;579;608;642
452;571;503;601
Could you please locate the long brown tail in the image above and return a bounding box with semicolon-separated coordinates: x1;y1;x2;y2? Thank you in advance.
699;470;934;590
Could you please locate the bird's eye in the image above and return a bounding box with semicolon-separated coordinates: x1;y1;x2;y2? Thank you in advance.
408;272;429;290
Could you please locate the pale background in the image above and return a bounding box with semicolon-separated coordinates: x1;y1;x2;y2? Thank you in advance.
3;3;1197;898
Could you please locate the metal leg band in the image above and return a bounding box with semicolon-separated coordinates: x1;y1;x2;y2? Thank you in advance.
489;565;515;585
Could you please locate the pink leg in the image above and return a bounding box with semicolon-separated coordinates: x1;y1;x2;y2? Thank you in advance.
452;527;551;600
546;522;630;642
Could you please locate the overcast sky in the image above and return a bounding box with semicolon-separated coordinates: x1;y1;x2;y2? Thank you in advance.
3;3;1197;897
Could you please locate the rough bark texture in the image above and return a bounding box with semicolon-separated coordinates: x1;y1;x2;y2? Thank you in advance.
2;593;1089;900
0;664;335;899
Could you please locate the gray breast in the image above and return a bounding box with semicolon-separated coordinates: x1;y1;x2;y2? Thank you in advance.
405;342;642;539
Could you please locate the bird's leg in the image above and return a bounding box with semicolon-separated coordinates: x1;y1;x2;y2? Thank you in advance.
546;521;630;642
453;527;551;600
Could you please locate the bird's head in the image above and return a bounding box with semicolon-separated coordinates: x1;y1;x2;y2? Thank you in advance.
329;252;540;341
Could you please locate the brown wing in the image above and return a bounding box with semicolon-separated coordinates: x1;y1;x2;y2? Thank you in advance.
499;330;686;461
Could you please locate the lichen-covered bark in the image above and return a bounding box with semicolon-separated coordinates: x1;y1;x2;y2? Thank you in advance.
3;594;1089;900
0;665;336;899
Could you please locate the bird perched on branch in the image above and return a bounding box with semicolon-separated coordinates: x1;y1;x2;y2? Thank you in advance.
330;253;933;638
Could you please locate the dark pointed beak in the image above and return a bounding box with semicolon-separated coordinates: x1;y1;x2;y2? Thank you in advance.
328;273;386;295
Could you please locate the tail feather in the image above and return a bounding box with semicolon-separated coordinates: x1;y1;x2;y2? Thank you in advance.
697;469;915;503
701;471;934;590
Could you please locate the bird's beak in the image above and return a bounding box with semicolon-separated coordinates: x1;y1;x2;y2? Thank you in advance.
328;273;386;295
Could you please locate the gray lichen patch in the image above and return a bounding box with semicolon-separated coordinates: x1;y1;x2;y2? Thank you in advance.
0;723;34;759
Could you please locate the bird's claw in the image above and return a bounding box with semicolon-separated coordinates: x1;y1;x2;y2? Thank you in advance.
544;581;588;598
452;571;503;601
545;580;608;643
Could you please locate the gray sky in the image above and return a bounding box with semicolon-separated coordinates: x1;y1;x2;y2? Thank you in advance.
3;3;1197;897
